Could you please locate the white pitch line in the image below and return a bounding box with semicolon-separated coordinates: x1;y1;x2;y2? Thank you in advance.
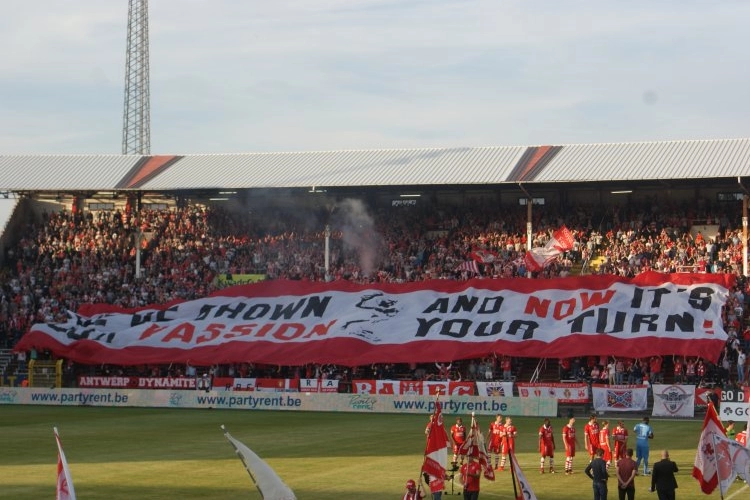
726;483;749;500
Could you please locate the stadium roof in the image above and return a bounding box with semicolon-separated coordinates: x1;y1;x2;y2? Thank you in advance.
1;137;750;192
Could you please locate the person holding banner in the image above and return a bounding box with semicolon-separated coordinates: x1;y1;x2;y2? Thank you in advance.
459;454;482;500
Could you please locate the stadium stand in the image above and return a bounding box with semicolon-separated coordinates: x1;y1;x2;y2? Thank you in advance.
1;193;748;392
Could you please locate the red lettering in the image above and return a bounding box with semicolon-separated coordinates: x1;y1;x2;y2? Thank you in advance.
579;290;615;309
139;323;168;340
254;323;274;338
305;320;336;338
553;298;576;319
273;323;306;340
524;296;550;317
196;323;224;344
162;323;195;343
224;324;257;339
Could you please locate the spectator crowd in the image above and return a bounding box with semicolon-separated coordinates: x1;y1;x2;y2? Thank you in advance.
2;195;750;388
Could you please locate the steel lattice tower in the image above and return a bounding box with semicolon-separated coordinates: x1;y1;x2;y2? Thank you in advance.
122;0;151;155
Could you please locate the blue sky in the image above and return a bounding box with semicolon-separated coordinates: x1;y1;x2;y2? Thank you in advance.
1;0;749;155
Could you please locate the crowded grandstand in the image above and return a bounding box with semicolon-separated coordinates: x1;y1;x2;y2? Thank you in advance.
2;138;750;394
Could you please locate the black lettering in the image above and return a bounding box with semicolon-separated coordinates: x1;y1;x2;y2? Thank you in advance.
474;321;504;337
452;295;478;313
478;296;504;314
632;314;659;332
648;287;671;307
270;300;307;320
195;304;216;321
568;309;596;333
215;302;247;319
423;298;449;314
666;312;694;332
630;287;644;308
301;296;331;317
506;319;538;340
440;319;471;338
688;287;713;311
415;317;441;337
242;304;271;320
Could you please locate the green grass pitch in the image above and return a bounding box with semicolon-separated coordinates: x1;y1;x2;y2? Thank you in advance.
0;405;747;499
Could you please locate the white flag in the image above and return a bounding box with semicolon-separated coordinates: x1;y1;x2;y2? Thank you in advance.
693;402;726;494
54;427;77;500
222;425;296;500
509;449;538;500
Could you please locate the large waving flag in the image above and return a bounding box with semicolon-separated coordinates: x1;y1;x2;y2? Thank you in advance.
718;437;750;488
422;400;450;494
460;412;495;481
222;425;297;500
54;427;77;500
524;226;575;272
509;449;538;500
692;402;727;494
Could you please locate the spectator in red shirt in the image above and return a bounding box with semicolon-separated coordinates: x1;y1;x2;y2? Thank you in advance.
460;455;482;500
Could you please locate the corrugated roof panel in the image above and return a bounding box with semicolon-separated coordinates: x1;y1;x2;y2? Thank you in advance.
0;155;143;191
536;139;750;182
139;146;528;189
3;139;750;192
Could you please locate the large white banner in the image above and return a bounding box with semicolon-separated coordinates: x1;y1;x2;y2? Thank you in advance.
517;382;589;403
0;387;558;416
651;384;695;417
475;381;515;397
15;273;732;366
592;384;648;412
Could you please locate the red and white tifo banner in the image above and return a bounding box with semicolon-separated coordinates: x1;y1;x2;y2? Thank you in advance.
517;382;589;403
592;384;649;412
15;272;733;366
352;380;474;396
651;384;695;417
475;381;515;397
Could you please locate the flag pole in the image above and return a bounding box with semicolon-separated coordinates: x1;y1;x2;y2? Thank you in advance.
509;449;520;500
710;429;725;500
221;425;264;499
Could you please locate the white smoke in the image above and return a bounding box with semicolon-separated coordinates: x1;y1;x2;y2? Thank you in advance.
333;198;382;277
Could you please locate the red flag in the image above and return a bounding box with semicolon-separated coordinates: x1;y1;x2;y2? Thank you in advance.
456;260;480;275
460;413;495;481
524;226;575;272
54;427;77;500
692;402;726;494
421;401;449;493
470;249;497;264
